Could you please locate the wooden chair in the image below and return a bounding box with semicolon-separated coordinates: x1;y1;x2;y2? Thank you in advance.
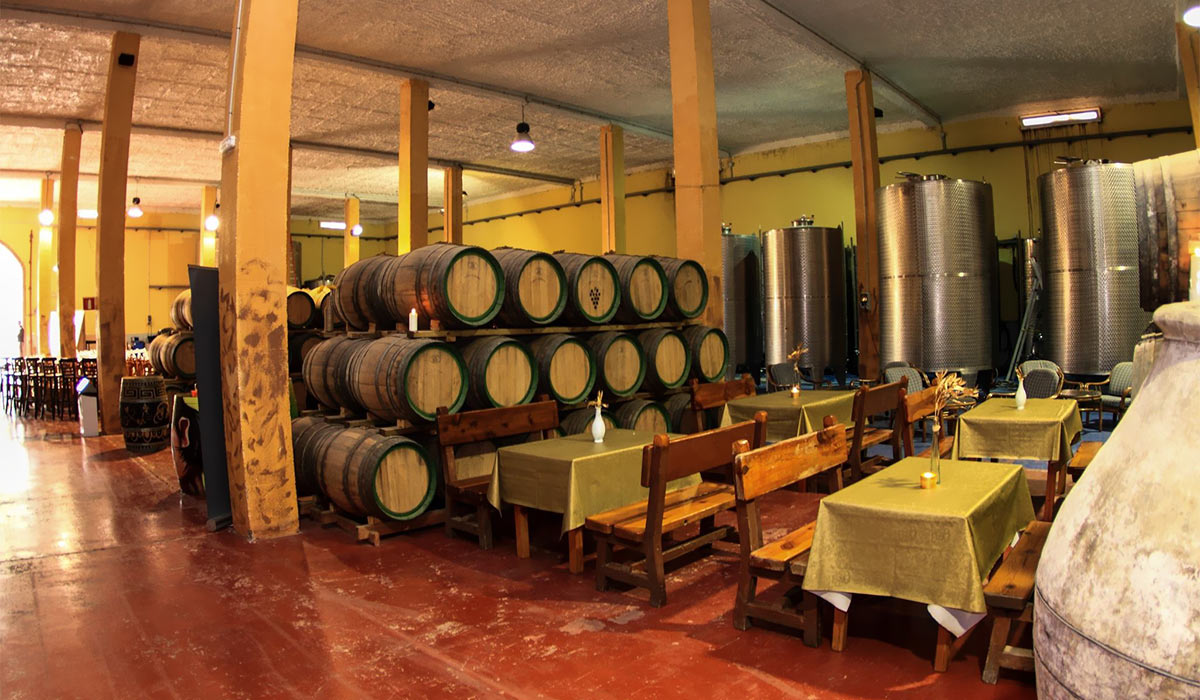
58;359;79;419
585;412;768;607
729;421;848;646
847;380;905;481
900;385;955;459
981;520;1052;683
689;373;757;431
435;399;559;550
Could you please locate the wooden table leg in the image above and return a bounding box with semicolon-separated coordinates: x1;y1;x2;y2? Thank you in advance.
934;622;976;672
831;607;848;651
1040;460;1060;521
513;504;530;558
568;528;584;574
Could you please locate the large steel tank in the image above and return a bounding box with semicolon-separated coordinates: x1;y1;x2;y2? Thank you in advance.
762;217;846;375
1039;160;1151;375
721;227;764;377
878;174;997;373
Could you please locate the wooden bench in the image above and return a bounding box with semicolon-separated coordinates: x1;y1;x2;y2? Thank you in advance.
585;412;768;607
900;385;955;459
729;422;848;646
1066;441;1102;482
982;520;1052;683
689;373;757;432
847;381;904;481
435;399;559;550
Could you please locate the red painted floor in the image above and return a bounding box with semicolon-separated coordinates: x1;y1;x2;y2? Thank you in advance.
0;415;1036;699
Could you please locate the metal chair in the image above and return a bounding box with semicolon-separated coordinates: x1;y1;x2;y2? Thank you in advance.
1019;360;1064;399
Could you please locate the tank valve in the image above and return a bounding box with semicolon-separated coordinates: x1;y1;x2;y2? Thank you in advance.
858;288;873;311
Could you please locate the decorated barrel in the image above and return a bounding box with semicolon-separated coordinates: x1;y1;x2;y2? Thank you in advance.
613;399;670;434
662;392;699;434
653;257;709;320
604;253;668;323
288;330;323;374
302;336;371;413
169;289;192;330
553;252;620;324
560;407;616;436
160;332;196;380
529;334;596;405
290;417;341;497
348;336;468;422
332;255;393;331
460;336;538;409
681;325;730;382
119;375;170;454
491;247;568;326
318;428;438;520
587;331;646;398
637;328;691;393
377;243;505;328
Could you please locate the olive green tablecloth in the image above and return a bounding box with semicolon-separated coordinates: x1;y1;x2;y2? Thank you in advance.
487;429;701;534
803;458;1035;614
719;390;856;442
953;398;1083;462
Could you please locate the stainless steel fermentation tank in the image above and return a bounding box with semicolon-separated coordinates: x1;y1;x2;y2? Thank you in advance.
721;228;764;377
762;218;847;375
878;174;997;373
1039;161;1150;375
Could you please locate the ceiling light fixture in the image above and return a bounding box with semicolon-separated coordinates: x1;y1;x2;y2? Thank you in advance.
38;208;54;226
1185;3;1200;27
1020;107;1102;130
351;224;363;237
204;203;220;232
79;209;98;220
510;104;535;153
319;221;346;230
127;196;143;218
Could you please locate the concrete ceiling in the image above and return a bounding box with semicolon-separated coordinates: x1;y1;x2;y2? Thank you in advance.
0;0;1186;219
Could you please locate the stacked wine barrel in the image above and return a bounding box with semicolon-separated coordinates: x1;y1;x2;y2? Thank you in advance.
149;289;197;381
287;285;334;374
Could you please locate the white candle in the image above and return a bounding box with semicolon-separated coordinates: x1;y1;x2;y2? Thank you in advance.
1191;247;1200;301
408;307;418;333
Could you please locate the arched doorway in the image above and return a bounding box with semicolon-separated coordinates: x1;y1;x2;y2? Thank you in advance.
0;243;24;358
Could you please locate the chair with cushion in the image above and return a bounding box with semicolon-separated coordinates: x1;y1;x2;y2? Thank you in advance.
883;361;926;395
767;362;802;391
1099;361;1133;427
1019;360;1064;399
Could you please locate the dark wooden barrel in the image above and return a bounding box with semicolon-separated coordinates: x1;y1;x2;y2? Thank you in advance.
681;325;730;382
377;243;505;328
461;336;538;409
319;428;437;520
653;257;709;320
587;331;645;398
612;399;670;434
553;252;620;324
147;330;173;376
119;376;170;454
333;255;394;331
321;290;344;330
604;253;668;322
286;286;318;329
290;417;340;497
288;330;323;374
161;332;196;380
529;334;595;405
1134;150;1200;311
302;336;371;412
170;289;192;329
637;328;691;393
560;408;616;436
491;247;567;326
347;336;467;421
662;393;699;433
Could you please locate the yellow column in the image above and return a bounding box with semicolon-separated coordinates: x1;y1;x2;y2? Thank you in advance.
846;69;882;382
667;0;723;328
96;31;139;433
442;165;463;244
218;0;300;539
344;196;361;265
600;125;627;253
36;177;55;356
58;127;81;358
398;78;429;254
199;185;218;266
1179;22;1200;145
285;144;296;284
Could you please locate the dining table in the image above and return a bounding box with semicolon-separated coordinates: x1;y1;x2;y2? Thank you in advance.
719;389;856;442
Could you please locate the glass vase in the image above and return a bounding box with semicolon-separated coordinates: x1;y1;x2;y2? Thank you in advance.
930;422;942;484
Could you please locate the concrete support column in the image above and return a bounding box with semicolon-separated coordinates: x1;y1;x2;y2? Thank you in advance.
344;196;361;265
57;127;81;358
599;125;626;253
200;185;219;266
398;79;429;254
36;177;55;356
442;165;463;244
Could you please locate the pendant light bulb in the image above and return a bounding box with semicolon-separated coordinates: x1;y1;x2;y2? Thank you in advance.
351;223;363;237
511;122;535;153
1186;4;1200;26
204;203;220;231
127;196;143;219
38;208;54;226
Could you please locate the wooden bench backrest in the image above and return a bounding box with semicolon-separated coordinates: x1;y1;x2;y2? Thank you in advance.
731;424;848;502
690;374;756;411
436;399;559;486
900;384;935;456
641;411;768;488
850;380;905;446
983;520;1051;611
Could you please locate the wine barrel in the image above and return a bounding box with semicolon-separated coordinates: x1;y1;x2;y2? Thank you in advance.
653;257;709;320
319;428;437;520
348;336;467;421
587;331;646;398
160;332;196;380
309;286;333;315
302;336;371;412
333;255;393;331
377;243;504;328
321;290;344;330
662;393;699;433
286;286;319;329
560;407;616;436
461;336;538;409
604;253;668;322
1134;150;1200;311
491;247;568;326
288;330;323;374
147;330;173;376
553;252;620;324
681;325;730;382
613;399;670;434
119;376;170;454
529;334;596;405
169;289;192;330
637;328;691;393
290;417;340;497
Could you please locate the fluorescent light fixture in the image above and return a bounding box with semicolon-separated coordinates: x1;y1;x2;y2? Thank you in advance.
350;224;363;237
127;196;143;218
319;221;346;230
1020;108;1102;129
38;208;54;226
510;122;535;153
1185;4;1200;27
78;209;98;219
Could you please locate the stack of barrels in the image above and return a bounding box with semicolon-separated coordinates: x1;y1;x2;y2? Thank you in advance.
288;285;333;375
148;289;197;381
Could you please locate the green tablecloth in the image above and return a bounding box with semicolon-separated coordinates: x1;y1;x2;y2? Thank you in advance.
803;458;1035;614
720;389;856;442
487;429;701;534
953;398;1082;462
